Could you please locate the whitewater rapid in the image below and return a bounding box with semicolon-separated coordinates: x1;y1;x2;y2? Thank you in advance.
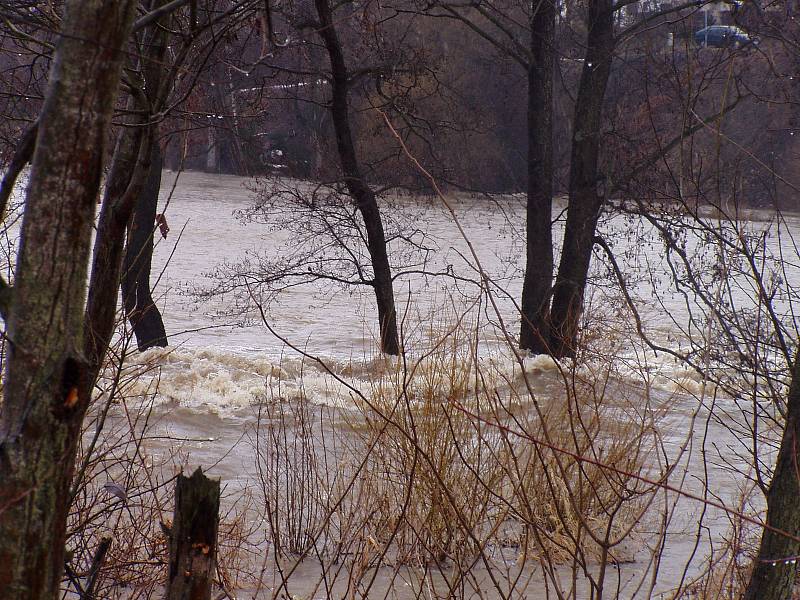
141;170;741;417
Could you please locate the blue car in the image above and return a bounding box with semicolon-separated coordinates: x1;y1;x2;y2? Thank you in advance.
694;25;755;48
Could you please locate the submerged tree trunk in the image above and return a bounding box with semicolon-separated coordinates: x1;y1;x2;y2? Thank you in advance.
744;353;800;600
0;2;136;598
548;0;614;358
166;469;220;600
85;0;170;365
122;142;168;351
314;0;401;355
85;109;152;369
519;0;556;354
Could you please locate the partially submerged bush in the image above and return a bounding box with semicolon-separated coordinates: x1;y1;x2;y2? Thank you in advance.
253;312;665;597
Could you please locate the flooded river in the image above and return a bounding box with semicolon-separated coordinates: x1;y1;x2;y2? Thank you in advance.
17;170;799;598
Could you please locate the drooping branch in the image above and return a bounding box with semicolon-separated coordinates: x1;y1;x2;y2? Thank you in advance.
133;0;191;31
0;122;37;220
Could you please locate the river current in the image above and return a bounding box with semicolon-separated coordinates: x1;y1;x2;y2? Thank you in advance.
8;170;800;598
140;171;800;411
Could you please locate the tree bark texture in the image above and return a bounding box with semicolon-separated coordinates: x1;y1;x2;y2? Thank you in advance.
744;354;800;600
85;0;171;368
548;0;615;358
122;143;169;351
84;108;153;370
519;0;556;355
166;469;220;600
0;2;136;598
314;0;401;355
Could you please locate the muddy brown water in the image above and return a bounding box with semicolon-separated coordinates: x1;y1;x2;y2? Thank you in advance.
34;170;796;597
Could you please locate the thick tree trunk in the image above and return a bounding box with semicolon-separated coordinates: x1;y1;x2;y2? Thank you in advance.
0;2;136;599
85;0;170;366
314;0;401;355
519;0;556;354
744;354;800;600
85;113;152;369
122;142;169;351
548;0;614;358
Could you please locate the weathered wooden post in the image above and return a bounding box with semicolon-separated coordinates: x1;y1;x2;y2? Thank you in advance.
166;468;220;600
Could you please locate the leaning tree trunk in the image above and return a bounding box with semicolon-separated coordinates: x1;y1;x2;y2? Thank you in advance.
123;0;170;352
0;2;136;599
85;108;153;369
519;0;556;354
744;353;800;600
85;0;171;365
548;0;614;358
122;142;168;351
314;0;401;355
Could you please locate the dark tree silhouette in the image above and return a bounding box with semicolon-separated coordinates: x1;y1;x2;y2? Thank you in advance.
0;2;137;597
548;0;615;357
122;143;168;351
313;0;401;355
519;0;557;354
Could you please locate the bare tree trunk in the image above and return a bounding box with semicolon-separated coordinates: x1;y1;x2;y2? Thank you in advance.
126;0;170;350
548;0;614;358
0;2;136;598
85;0;171;366
123;142;169;351
519;0;556;354
314;0;401;355
85;107;153;369
206;127;218;172
166;469;220;600
744;353;800;600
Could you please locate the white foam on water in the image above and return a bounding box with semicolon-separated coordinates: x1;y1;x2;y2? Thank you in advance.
120;346;294;416
116;335;722;419
115;338;581;418
116;345;405;415
128;171;798;416
522;353;563;374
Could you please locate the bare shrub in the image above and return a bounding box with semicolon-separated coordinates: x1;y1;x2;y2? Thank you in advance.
251;305;665;598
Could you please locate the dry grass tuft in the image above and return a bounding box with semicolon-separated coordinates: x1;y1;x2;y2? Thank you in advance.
252;312;665;598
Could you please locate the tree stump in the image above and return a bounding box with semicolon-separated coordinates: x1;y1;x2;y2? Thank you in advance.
166;468;220;600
